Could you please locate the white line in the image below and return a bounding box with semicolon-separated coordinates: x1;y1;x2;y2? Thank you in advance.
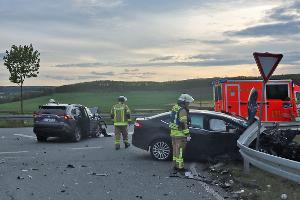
14;134;36;139
0;151;29;155
69;146;103;150
190;163;225;200
108;131;133;135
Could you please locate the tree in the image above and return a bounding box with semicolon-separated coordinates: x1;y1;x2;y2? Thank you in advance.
3;44;40;114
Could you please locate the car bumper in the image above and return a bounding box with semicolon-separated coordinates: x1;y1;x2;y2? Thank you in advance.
132;129;150;151
33;122;74;137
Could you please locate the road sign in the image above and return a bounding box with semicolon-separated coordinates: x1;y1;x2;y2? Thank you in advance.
253;52;283;82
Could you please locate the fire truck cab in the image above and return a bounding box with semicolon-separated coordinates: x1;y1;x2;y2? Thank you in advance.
213;79;300;122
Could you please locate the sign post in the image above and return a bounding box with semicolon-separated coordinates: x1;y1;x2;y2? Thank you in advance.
253;52;283;150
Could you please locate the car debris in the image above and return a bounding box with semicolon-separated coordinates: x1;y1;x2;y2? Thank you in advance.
88;172;108;176
66;164;75;168
280;193;288;200
255;124;300;161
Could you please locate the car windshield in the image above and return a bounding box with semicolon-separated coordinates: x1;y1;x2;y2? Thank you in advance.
39;106;66;115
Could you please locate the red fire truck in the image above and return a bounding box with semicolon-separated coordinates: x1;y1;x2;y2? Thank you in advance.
213;79;300;122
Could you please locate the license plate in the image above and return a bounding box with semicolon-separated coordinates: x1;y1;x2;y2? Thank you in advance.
43;118;56;122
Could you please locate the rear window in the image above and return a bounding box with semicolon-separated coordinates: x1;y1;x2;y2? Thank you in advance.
39;106;67;115
266;84;289;100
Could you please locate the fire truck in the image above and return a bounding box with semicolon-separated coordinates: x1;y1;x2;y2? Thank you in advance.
213;79;300;122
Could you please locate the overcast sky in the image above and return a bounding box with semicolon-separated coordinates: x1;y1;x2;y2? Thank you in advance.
1;0;300;86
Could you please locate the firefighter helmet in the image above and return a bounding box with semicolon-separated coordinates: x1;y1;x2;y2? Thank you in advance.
178;94;194;103
118;96;127;102
49;99;56;103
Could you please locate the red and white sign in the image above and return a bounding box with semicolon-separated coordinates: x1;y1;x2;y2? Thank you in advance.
253;52;283;82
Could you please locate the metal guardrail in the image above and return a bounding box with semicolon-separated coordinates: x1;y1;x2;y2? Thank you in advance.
0;113;160;121
237;121;300;184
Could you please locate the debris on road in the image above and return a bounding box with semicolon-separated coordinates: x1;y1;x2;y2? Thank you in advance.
66;164;75;168
281;193;288;199
88;172;108;176
0;159;5;164
17;176;24;180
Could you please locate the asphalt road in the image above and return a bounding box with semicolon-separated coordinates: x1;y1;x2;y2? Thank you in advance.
0;126;229;200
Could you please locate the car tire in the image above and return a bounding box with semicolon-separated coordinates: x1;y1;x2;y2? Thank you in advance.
36;134;47;142
71;126;82;142
92;125;101;138
150;139;172;161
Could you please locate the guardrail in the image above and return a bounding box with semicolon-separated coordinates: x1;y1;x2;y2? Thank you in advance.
0;113;161;121
237;121;300;184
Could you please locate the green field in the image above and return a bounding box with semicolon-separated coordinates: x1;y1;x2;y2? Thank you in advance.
0;91;210;114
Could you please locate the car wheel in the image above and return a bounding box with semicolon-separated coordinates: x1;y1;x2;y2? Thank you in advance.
36;134;47;142
93;125;101;138
150;139;172;161
71;126;82;142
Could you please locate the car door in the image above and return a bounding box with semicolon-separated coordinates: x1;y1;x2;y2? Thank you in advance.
185;113;211;160
78;107;91;136
205;116;240;157
86;107;98;135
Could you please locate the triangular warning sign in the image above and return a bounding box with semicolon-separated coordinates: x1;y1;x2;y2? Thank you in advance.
253;52;283;82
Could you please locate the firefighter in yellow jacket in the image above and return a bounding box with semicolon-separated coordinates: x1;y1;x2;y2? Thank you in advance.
111;96;131;150
169;94;194;173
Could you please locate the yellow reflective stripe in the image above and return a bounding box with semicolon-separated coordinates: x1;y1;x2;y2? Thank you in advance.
114;122;128;126
115;140;120;144
173;156;177;161
180;116;187;121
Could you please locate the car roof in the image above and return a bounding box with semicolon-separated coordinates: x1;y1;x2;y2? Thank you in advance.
149;109;248;127
41;103;82;107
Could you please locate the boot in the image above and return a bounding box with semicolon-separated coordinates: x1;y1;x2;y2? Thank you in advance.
115;144;120;150
125;142;130;148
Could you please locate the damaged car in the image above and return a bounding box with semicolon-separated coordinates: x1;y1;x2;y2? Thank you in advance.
33;104;106;142
132;110;248;161
249;124;300;161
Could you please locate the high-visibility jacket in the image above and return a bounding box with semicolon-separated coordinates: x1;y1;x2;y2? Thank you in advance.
169;104;190;137
111;102;131;126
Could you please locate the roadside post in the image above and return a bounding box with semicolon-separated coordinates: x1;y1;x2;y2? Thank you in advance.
253;52;283;150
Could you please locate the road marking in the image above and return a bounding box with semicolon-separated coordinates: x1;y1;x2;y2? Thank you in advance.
14;134;36;139
0;151;29;155
68;146;103;150
189;163;225;200
107;131;133;135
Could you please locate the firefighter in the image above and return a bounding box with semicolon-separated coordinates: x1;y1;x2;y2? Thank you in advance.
169;94;194;174
111;96;131;150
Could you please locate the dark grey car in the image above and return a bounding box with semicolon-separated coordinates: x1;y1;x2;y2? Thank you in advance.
33;104;102;142
132;110;248;161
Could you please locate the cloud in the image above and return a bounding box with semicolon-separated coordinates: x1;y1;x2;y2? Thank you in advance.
267;1;300;22
227;1;300;37
53;62;106;68
226;21;300;37
0;53;5;59
124;68;139;72
149;56;175;62
90;71;115;76
179;38;237;45
73;0;123;8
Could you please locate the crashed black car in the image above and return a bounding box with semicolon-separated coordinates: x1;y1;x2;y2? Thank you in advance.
132;110;248;161
33;104;106;142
